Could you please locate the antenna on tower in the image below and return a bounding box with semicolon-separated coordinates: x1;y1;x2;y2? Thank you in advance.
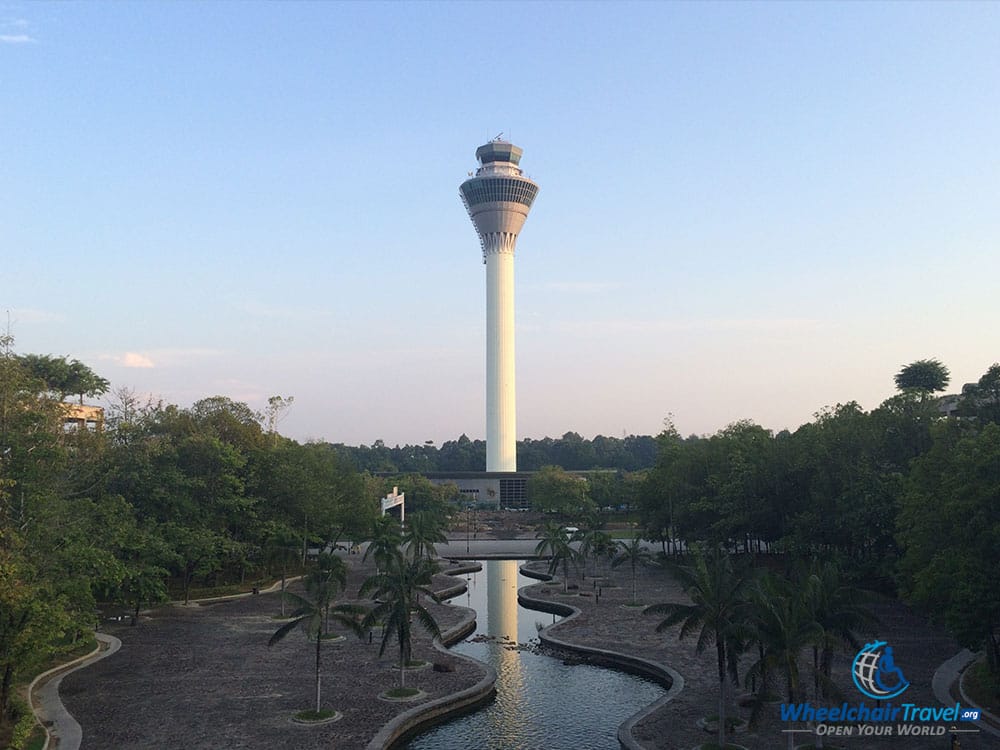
493;131;504;141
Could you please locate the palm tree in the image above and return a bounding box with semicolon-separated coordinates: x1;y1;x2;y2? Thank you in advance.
744;573;823;750
612;535;655;605
360;551;441;689
645;546;754;749
579;526;614;580
268;555;363;715
800;559;877;701
265;524;300;617
402;511;447;561
364;514;402;573
534;522;579;591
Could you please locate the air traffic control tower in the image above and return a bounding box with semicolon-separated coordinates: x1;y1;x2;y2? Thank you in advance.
460;140;539;472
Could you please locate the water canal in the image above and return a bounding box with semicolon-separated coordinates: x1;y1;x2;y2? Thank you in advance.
403;560;665;750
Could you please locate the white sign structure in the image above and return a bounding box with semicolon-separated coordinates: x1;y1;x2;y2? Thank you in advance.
380;486;405;523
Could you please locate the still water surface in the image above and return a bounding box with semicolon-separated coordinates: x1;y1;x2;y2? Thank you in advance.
403;560;664;750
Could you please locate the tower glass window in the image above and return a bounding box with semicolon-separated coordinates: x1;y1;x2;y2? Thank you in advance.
461;178;539;208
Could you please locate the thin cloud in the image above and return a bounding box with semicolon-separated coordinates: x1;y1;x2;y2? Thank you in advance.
2;18;36;44
236;301;334;322
6;307;65;324
99;348;223;369
538;281;623;293
551;317;827;336
121;352;155;368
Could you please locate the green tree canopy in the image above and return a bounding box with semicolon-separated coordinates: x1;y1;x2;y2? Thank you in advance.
894;358;950;393
528;465;594;516
897;421;1000;675
17;354;110;402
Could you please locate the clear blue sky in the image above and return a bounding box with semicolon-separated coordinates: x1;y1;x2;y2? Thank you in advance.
3;1;998;446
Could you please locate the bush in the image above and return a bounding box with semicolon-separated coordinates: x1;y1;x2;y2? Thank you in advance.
965;659;1000;713
9;697;38;750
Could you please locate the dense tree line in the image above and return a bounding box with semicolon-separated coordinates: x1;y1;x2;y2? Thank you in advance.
330;431;657;473
638;360;1000;694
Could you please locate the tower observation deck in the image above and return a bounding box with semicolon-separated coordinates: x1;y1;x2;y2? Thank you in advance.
460;140;539;473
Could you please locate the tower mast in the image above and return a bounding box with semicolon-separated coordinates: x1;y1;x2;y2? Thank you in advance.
460;140;539;472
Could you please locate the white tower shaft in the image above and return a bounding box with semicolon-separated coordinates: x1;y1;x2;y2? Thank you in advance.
486;248;516;471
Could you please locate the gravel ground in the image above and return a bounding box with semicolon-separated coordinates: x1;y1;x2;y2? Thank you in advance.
60;560;483;750
60;555;996;750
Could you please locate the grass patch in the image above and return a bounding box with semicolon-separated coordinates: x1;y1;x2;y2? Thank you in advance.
24;728;46;750
20;635;99;680
383;687;420;698
1;636;97;750
294;708;336;721
964;659;1000;714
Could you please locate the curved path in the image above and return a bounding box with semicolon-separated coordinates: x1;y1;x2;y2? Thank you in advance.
31;633;122;750
933;648;1000;740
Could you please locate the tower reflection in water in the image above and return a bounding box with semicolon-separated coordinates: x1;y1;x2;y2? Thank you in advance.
404;560;664;750
483;559;527;742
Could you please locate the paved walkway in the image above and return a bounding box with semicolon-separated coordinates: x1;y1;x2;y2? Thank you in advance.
32;633;121;750
933;648;1000;740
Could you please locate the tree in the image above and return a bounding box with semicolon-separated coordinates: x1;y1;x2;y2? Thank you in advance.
894;358;950;394
578;525;614;580
897;421;1000;679
264;523;301;617
0;532;66;724
161;523;225;604
0;339;94;729
645;547;754;748
16;354;110;403
117;527;171;627
743;573;822;750
958;363;1000;425
402;511;447;561
364;514;402;573
264;395;294;445
268;555;363;715
800;560;876;701
360;552;441;689
534;522;580;591
641;422;710;554
528;465;594;516
612;535;655;605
